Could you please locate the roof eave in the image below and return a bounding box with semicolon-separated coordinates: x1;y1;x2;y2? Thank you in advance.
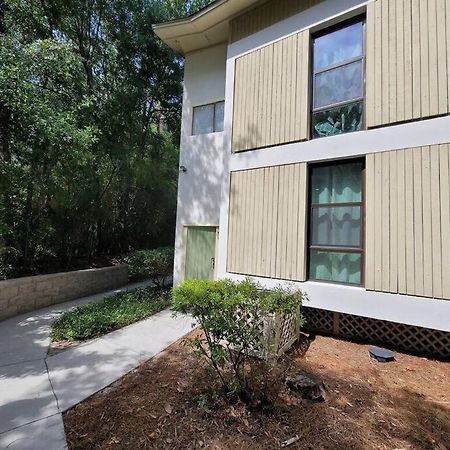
152;0;262;55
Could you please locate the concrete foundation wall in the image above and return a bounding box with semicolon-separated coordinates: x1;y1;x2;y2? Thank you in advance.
0;265;128;321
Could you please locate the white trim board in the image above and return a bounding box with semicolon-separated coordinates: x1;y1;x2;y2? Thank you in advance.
216;34;235;282
228;0;370;59
220;274;450;333
229;116;450;172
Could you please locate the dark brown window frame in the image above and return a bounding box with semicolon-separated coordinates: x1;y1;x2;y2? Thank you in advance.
192;100;225;135
307;158;365;287
311;15;367;139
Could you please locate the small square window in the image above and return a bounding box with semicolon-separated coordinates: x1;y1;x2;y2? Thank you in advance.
193;104;214;135
214;101;225;132
192;101;225;135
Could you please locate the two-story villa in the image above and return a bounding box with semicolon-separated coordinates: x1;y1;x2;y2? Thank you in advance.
153;0;450;358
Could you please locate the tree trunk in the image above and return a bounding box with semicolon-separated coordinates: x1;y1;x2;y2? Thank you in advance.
0;105;11;163
96;218;103;254
21;176;34;271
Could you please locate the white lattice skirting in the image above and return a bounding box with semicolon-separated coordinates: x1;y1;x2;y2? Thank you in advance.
231;309;300;360
302;307;450;359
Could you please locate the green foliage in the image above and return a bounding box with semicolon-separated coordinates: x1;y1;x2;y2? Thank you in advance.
50;287;172;341
193;391;219;413
0;0;212;278
0;241;19;280
163;0;213;18
313;102;363;137
124;247;174;286
172;278;305;397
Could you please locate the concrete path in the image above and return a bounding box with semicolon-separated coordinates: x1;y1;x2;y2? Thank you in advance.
0;283;194;449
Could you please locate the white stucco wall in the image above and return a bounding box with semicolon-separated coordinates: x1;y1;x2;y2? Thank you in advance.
173;43;227;286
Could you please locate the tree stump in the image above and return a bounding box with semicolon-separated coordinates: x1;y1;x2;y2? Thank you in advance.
286;371;327;402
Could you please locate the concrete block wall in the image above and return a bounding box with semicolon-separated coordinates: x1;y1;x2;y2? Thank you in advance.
0;265;128;321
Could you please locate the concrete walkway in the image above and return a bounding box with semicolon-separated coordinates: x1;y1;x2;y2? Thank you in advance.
0;283;194;449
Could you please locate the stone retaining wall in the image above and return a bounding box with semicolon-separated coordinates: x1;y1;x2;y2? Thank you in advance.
0;265;128;321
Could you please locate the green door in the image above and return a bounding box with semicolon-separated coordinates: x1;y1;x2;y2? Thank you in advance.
185;227;217;280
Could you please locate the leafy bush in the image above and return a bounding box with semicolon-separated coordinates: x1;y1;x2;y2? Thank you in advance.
124;247;174;287
0;244;19;280
51;287;172;341
173;278;305;400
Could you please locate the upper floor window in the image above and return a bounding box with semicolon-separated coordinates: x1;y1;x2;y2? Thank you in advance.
312;19;365;139
192;101;225;135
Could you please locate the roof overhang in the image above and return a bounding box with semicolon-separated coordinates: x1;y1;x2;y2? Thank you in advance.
152;0;262;55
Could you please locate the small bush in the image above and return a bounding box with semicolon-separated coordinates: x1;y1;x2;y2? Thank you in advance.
0;244;19;280
173;278;305;401
51;287;172;341
124;247;174;287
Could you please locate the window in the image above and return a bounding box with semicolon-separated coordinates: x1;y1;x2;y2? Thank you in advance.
308;160;364;285
192;101;225;135
312;19;365;138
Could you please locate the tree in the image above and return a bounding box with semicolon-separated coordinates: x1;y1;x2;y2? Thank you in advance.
0;0;212;278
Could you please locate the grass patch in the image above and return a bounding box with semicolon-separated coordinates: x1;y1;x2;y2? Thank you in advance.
50;287;172;342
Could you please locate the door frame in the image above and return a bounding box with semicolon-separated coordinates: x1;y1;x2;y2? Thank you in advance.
182;224;219;283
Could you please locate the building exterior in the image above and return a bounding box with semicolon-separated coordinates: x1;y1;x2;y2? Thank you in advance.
154;0;450;358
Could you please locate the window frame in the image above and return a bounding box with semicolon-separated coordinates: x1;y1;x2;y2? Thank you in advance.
311;16;367;138
307;158;365;287
192;100;225;135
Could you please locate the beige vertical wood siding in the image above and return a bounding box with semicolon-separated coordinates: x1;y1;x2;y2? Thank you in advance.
227;163;308;281
230;0;323;43
366;0;450;128
366;144;450;300
233;30;310;152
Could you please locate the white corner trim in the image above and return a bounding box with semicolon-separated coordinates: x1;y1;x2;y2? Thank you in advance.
217;39;235;278
221;274;450;333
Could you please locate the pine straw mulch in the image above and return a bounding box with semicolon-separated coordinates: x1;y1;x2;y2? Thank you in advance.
64;332;450;450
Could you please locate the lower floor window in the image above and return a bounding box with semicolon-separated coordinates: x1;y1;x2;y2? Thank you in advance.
308;160;364;285
310;250;362;284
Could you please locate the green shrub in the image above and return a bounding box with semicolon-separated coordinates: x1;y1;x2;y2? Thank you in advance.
0;244;19;280
173;278;305;399
51;287;172;341
124;247;174;287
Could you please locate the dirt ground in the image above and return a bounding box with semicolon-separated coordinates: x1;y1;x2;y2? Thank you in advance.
64;332;450;450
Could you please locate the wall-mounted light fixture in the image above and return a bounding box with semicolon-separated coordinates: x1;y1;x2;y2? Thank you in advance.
179;165;187;173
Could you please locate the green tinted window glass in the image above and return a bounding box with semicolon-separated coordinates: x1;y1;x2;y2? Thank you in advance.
313;101;363;138
310;250;361;284
311;206;361;247
311;162;362;204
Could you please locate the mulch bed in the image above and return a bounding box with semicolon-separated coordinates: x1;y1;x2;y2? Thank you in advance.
64;332;450;450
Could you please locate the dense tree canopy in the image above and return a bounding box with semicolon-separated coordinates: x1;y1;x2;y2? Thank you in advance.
0;0;211;278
